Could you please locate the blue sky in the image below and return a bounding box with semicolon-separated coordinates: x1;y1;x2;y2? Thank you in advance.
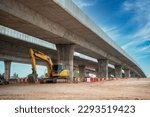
72;0;150;77
0;0;149;77
0;62;47;78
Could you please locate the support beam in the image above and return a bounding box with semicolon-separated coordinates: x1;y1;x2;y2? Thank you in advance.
4;60;11;80
78;65;86;78
124;69;130;78
97;59;108;78
115;65;122;78
56;44;74;81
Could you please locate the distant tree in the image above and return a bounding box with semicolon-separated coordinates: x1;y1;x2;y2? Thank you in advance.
12;73;19;79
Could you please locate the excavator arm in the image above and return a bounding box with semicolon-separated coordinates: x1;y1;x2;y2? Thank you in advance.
29;48;53;77
28;48;53;82
28;48;69;83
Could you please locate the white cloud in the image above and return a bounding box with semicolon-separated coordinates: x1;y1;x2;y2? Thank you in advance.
137;45;150;53
133;22;150;40
72;0;98;8
135;54;150;59
121;40;137;50
122;0;150;39
121;0;150;52
100;25;122;41
140;46;150;52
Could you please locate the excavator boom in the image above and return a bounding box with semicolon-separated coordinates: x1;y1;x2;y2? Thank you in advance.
29;48;53;77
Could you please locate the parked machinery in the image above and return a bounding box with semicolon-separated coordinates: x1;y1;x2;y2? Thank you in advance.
28;48;69;83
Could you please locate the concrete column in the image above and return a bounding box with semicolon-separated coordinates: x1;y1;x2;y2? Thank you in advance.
135;74;139;78
124;69;130;78
115;65;122;78
4;60;11;80
95;68;99;77
97;59;108;78
108;72;113;78
79;65;85;78
86;71;90;78
131;72;136;78
122;73;125;78
56;44;74;81
78;65;86;78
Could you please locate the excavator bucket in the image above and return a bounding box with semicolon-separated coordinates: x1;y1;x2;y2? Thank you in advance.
27;73;38;83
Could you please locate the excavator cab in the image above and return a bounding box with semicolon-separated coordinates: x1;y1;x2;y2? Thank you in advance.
52;64;65;74
52;64;69;78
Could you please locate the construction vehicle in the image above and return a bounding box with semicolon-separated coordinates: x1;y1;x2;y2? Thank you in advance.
0;73;9;85
28;48;69;83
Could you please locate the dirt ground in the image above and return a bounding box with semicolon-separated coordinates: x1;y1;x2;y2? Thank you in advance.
0;78;150;100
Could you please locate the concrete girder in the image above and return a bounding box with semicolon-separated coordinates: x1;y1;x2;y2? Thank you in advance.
0;0;123;66
0;54;47;66
0;37;98;69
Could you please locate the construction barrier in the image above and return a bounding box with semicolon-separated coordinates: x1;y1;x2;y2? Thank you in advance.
73;77;79;83
82;77;87;82
87;78;91;82
9;77;128;84
86;77;128;83
13;78;28;83
16;78;20;83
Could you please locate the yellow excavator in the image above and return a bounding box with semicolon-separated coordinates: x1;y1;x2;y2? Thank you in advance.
28;48;69;83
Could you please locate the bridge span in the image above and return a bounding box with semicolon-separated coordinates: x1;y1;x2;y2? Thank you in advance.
0;0;146;80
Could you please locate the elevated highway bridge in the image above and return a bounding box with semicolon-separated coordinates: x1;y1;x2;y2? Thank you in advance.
0;0;146;80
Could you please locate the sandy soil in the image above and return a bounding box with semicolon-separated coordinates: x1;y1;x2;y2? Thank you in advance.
0;78;150;100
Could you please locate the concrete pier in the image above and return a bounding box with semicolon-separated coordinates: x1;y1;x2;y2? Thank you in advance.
78;65;86;78
115;65;122;78
56;44;74;81
97;59;108;78
124;69;130;78
4;60;11;80
131;72;136;78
